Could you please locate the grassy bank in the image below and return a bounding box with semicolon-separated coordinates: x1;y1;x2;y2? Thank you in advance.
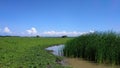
63;31;120;65
0;37;71;68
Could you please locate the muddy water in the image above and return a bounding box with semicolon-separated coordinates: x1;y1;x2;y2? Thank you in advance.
46;45;120;68
66;58;119;68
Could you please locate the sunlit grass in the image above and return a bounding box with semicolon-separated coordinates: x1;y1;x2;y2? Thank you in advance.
0;37;72;68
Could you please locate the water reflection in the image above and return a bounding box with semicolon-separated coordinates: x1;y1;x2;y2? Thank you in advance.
45;44;64;56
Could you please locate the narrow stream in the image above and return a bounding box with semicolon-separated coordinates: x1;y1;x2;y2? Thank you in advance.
45;44;120;68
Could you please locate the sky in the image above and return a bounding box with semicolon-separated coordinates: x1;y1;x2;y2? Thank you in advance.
0;0;120;36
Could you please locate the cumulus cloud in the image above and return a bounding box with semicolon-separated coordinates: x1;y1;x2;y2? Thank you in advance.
43;30;95;36
89;30;95;33
26;27;37;34
3;27;12;33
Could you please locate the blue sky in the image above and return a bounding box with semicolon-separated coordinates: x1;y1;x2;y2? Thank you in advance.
0;0;120;36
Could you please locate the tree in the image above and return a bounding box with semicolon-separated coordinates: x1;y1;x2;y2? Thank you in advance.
61;35;67;38
36;35;40;38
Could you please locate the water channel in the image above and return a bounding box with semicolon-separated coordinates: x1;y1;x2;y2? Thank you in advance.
45;44;119;68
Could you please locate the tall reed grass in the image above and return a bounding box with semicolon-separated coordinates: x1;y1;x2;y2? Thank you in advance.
63;31;120;65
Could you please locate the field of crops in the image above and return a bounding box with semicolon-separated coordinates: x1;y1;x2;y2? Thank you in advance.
0;37;71;68
63;31;120;65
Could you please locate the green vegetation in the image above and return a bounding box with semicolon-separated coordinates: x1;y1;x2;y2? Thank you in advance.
63;31;120;65
0;37;71;68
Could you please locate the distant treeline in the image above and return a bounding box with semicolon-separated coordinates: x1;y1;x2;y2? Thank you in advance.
0;35;74;38
0;36;20;37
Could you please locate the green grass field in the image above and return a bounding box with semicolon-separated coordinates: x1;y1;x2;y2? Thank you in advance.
0;37;72;68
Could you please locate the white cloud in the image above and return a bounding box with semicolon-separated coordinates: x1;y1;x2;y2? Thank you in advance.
43;30;95;36
89;30;95;33
26;27;37;35
3;27;12;33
